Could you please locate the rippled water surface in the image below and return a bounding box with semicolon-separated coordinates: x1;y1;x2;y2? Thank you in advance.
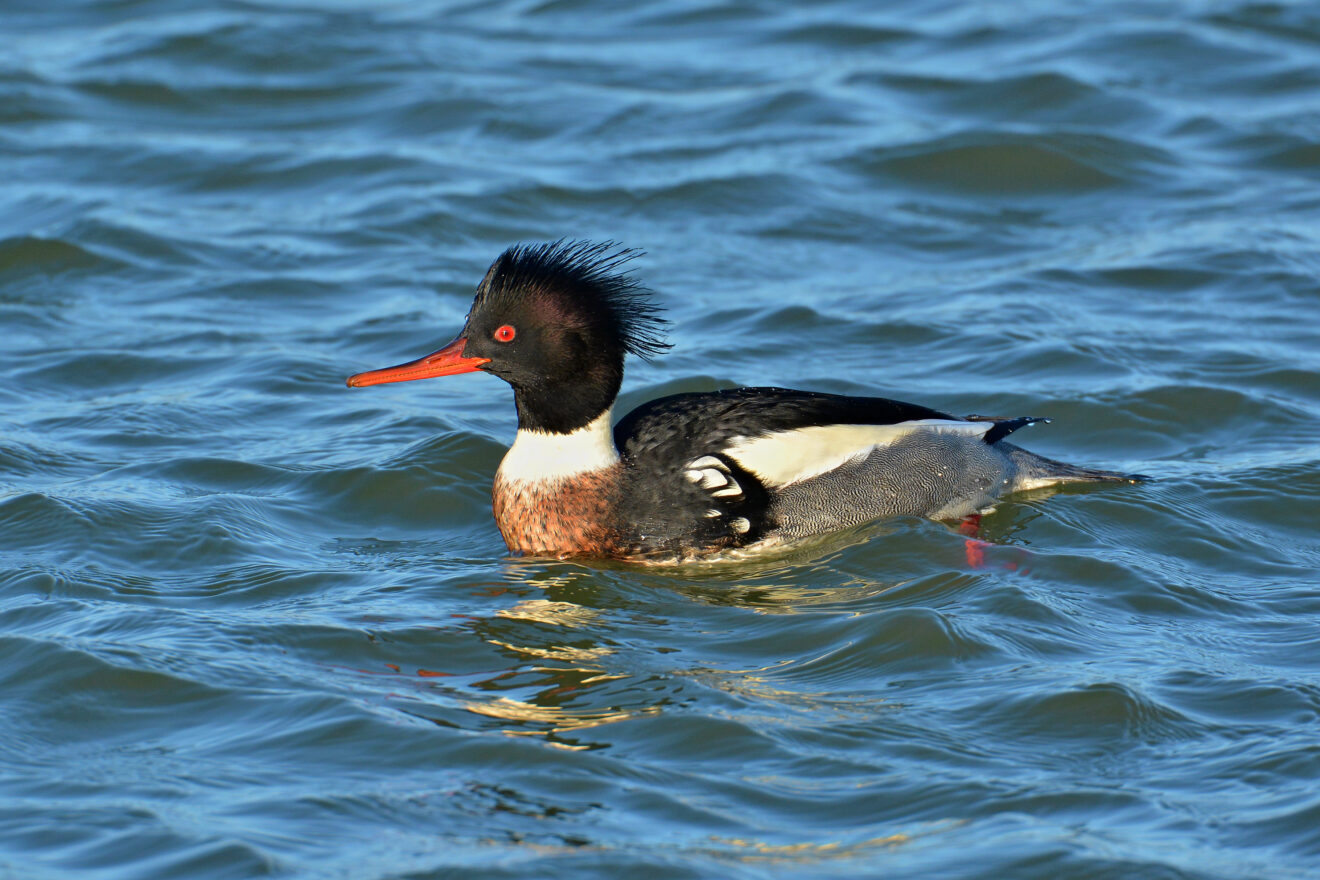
4;1;1320;877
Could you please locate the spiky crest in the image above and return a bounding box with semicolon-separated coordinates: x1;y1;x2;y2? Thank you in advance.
473;239;671;360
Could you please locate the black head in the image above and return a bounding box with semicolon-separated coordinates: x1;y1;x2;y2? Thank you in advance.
461;240;670;432
346;240;671;434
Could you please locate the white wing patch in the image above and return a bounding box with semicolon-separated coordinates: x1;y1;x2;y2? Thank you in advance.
723;419;992;488
684;456;756;539
684;455;730;490
684;454;745;502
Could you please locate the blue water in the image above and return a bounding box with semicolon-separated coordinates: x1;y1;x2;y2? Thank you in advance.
3;1;1320;878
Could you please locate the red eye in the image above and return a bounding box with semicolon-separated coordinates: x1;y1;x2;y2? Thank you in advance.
494;325;516;343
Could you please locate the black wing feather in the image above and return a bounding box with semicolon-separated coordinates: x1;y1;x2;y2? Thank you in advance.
615;387;958;458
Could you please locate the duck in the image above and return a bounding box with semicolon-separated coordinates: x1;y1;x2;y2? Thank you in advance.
347;240;1144;561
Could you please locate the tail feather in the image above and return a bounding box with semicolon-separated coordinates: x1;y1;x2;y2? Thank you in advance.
965;414;1050;445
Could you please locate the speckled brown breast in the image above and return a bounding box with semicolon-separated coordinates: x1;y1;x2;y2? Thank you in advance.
492;466;625;557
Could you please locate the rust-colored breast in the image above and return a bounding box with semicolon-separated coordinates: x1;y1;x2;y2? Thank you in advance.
492;467;624;557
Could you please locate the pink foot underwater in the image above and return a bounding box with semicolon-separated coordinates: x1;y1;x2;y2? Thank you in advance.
958;514;1030;571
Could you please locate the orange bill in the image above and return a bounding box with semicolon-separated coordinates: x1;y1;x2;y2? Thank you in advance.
346;337;489;387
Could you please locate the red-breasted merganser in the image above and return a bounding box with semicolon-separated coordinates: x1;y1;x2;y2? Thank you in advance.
347;241;1144;560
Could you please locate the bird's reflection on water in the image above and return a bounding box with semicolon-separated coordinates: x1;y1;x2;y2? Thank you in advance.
363;508;1046;752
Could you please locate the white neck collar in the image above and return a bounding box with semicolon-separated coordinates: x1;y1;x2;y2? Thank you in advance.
497;409;619;483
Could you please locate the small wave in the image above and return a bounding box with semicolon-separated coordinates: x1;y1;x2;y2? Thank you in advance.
854;70;1160;130
0;234;117;277
762;21;918;49
970;680;1204;746
841;131;1175;196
